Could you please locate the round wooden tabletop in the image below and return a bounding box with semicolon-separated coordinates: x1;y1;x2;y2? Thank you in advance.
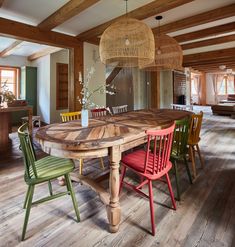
36;109;191;153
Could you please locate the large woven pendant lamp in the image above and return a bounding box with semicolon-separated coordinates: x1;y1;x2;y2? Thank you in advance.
99;0;155;68
141;16;183;71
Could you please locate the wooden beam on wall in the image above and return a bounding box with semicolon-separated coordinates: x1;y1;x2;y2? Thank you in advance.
27;47;62;61
181;34;235;50
0;40;22;57
153;3;235;35
106;67;122;85
38;0;100;31
0;17;80;48
77;0;193;42
175;22;235;43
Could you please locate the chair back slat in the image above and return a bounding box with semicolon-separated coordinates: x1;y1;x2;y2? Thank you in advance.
188;111;203;144
112;105;128;114
91;108;108;118
145;123;175;176
172;118;189;157
18;123;37;179
60;111;81;123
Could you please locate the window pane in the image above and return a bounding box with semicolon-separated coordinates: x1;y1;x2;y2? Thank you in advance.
227;80;235;94
191;79;197;95
0;69;16;96
217;79;226;95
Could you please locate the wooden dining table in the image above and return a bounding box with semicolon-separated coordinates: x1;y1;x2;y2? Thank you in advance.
36;108;191;233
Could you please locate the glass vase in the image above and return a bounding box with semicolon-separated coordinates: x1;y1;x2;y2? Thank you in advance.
81;109;89;127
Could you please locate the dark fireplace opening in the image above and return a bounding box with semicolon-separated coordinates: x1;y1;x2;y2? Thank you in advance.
178;95;186;105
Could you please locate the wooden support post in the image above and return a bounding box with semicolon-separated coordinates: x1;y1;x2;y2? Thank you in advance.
69;43;83;112
200;72;207;105
107;145;121;233
151;71;160;108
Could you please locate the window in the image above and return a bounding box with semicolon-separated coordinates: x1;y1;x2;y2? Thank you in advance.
217;75;235;95
0;67;20;98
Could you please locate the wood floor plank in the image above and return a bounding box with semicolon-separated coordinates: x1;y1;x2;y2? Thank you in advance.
0;107;234;247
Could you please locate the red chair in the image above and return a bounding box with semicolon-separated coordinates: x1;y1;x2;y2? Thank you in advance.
91;108;109;118
119;123;176;236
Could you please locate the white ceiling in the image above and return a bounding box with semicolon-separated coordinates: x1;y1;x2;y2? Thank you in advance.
0;36;57;56
0;0;234;56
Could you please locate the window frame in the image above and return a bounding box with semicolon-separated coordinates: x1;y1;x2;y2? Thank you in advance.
0;66;20;98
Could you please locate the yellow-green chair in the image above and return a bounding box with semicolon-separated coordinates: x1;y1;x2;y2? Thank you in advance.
188;111;204;179
60;111;105;174
18;123;80;241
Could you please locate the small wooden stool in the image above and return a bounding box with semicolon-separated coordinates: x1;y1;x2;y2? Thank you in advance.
21;115;41;127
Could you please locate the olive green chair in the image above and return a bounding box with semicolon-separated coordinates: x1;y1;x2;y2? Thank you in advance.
170;118;193;201
18;123;80;241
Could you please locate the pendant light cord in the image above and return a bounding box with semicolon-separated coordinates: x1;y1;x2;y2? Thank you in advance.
125;0;128;18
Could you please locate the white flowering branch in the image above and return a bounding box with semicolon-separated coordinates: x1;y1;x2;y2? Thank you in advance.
77;66;116;110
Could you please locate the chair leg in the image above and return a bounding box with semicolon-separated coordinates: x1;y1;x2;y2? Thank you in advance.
165;173;176;210
22;185;34;241
189;145;197;179
148;180;155;236
173;160;181;201
23;185;31;209
196;144;204;169
79;159;83;175
184;155;193;184
48;180;53;196
64;174;80;222
99;157;105;170
119;165;126;195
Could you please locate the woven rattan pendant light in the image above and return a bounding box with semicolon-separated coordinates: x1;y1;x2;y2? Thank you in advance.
99;0;155;68
141;16;183;71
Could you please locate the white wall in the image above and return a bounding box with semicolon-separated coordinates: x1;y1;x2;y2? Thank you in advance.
83;42;106;108
50;49;69;123
160;71;173;108
31;55;51;124
132;68;148;110
0;55;31;67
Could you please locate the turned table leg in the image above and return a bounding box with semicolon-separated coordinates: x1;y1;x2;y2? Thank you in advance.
107;145;121;233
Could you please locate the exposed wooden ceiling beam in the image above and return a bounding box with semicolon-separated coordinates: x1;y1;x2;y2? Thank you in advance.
27;47;62;61
183;48;235;64
181;34;235;50
77;0;193;42
175;22;235;43
0;40;23;57
0;17;80;48
183;56;235;67
153;3;235;35
38;0;100;31
0;0;4;8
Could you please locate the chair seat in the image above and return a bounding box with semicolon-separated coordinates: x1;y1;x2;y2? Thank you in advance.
28;156;74;183
121;150;172;179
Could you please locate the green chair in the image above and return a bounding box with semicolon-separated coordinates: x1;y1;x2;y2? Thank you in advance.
18;123;80;241
170;118;193;201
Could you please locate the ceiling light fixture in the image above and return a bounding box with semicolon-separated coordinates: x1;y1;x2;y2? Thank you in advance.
140;16;183;71
99;0;155;68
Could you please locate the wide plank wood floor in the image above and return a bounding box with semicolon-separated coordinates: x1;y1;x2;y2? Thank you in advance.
0;109;235;247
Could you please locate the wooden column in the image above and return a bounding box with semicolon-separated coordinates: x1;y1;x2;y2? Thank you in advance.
151;71;160;108
0;112;10;152
200;72;207;105
69;43;83;112
107;145;121;233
